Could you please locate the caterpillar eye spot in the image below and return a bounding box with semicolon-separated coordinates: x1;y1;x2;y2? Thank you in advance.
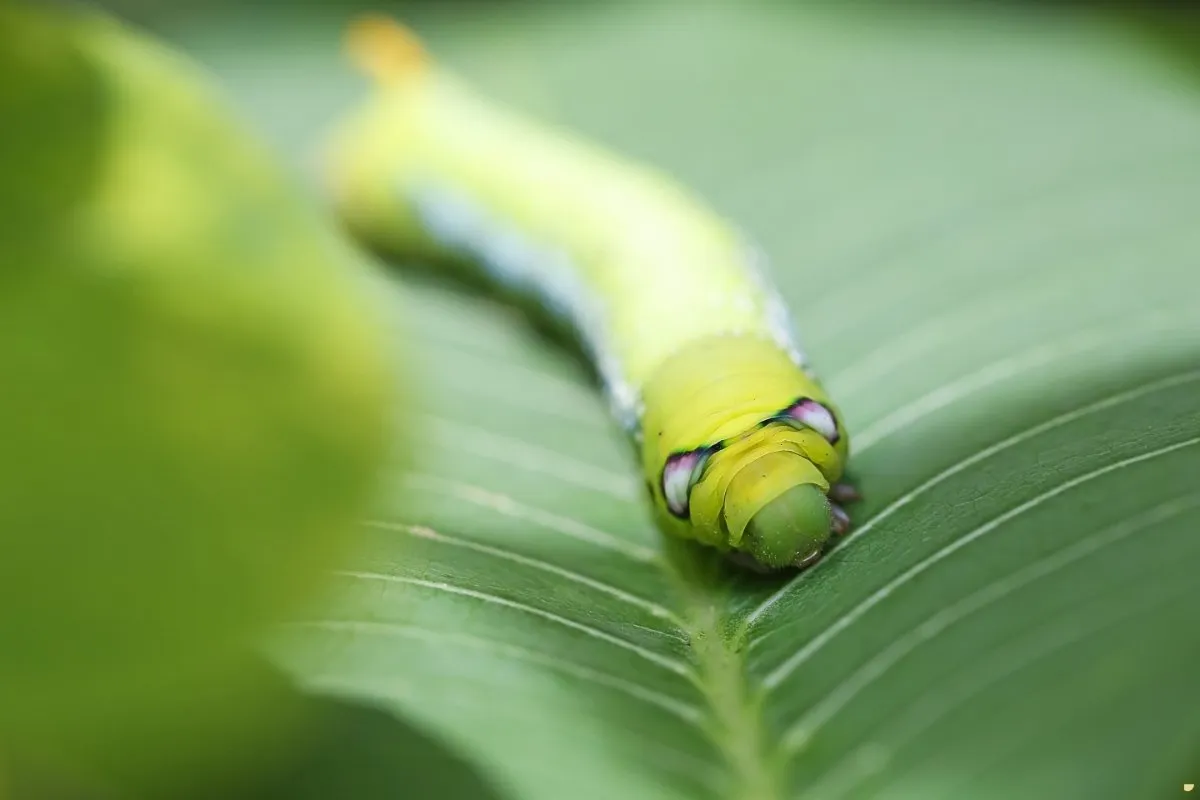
782;398;840;444
661;448;711;519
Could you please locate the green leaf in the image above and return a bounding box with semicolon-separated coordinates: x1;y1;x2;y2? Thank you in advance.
178;2;1200;798
0;3;397;769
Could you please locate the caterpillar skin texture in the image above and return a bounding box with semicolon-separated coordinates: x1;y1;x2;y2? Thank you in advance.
327;17;857;570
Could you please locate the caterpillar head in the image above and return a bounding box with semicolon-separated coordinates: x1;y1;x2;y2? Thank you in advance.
657;398;847;569
641;338;851;571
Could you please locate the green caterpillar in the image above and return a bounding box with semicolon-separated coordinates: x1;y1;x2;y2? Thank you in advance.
326;16;857;571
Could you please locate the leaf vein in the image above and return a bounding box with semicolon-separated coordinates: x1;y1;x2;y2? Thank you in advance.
421;415;639;500
402;473;659;562
337;571;698;681
778;491;1200;754
363;519;685;628
807;578;1199;799
293;620;705;724
744;369;1200;630
760;436;1200;693
851;312;1184;454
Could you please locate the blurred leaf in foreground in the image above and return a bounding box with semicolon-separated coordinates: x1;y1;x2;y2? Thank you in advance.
5;663;505;800
210;689;512;800
0;1;402;785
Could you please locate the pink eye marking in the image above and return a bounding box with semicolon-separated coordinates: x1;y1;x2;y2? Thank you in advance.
661;449;709;518
784;398;840;444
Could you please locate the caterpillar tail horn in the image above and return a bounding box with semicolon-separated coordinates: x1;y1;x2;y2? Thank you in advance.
344;13;430;86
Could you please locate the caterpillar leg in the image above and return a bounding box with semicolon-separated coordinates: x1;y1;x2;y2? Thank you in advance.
830;482;861;504
830;480;861;537
830;501;852;535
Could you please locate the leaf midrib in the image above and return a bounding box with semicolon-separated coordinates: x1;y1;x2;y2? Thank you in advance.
667;558;784;800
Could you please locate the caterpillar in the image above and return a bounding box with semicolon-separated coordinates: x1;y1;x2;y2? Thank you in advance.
325;16;858;571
